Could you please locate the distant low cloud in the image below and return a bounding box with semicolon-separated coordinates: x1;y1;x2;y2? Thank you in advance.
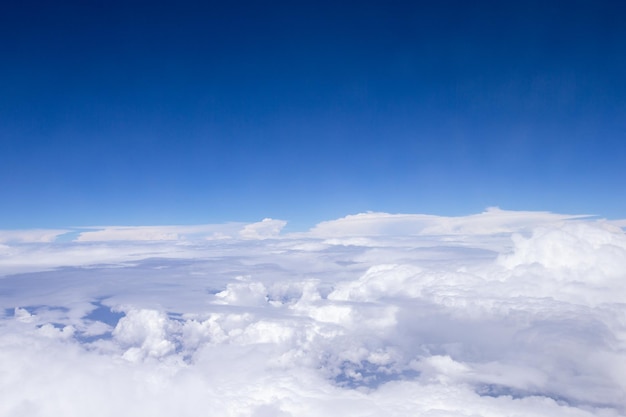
74;223;247;242
0;228;69;243
308;207;589;237
0;210;625;416
71;219;288;242
239;218;287;239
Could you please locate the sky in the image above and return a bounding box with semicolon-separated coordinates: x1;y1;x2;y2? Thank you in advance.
1;1;626;228
2;210;626;416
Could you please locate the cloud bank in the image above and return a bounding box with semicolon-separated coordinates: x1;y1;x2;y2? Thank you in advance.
1;209;625;416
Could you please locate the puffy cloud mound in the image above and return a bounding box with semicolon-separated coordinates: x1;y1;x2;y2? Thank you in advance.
0;210;625;417
500;221;626;277
239;218;287;239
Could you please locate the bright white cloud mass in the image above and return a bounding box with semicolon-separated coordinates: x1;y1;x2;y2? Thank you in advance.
1;209;626;417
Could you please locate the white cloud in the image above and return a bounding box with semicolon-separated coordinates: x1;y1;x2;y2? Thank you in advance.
499;221;626;277
239;218;287;239
308;207;589;238
70;219;287;242
0;229;69;243
74;223;248;242
0;210;625;416
112;309;179;361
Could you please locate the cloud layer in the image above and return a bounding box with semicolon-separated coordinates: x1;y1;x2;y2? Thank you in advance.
1;209;625;416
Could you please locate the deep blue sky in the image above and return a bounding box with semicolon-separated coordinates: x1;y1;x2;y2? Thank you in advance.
1;1;625;228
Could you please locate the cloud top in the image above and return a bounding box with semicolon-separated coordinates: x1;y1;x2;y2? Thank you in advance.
308;207;590;237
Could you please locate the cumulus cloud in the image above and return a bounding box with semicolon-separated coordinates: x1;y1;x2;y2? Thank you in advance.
0;210;625;416
239;218;287;239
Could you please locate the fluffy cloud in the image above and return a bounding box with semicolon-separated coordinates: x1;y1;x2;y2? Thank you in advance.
239;218;287;239
0;210;625;416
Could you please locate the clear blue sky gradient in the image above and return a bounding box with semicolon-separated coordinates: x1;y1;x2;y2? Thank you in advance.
1;1;625;229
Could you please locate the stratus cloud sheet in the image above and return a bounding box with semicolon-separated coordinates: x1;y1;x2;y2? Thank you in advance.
1;209;625;417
